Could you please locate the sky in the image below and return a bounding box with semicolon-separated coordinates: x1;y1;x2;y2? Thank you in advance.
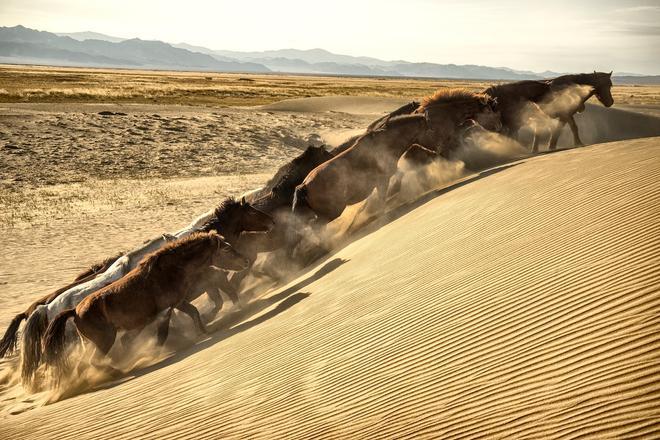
1;0;659;74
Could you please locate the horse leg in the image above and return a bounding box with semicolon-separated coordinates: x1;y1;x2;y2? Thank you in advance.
176;302;208;335
156;308;173;347
85;325;122;379
531;125;544;153
212;265;242;306
548;120;566;150
567;115;584;147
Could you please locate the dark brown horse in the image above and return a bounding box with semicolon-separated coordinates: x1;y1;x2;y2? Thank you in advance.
484;80;550;148
41;232;249;381
485;71;614;151
227;146;335;288
187;197;274;314
543;71;614;149
0;252;122;358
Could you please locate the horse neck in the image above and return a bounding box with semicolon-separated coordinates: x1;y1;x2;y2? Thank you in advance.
161;240;213;276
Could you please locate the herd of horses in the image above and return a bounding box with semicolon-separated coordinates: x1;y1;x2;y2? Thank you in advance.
0;71;615;390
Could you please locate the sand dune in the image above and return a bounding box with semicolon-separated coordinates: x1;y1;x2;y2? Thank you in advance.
1;132;658;437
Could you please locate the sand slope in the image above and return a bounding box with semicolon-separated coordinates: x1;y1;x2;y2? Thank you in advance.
2;135;658;438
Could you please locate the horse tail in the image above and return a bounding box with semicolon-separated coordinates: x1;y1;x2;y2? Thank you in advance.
0;312;28;357
42;309;76;377
291;185;308;215
20;306;49;385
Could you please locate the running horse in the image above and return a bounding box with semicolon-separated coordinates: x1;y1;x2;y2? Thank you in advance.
543;71;614;149
19;197;272;387
485;71;614;152
41;232;249;384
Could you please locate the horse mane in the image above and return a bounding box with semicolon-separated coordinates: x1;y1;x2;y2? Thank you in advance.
553;72;611;87
263;146;331;192
137;232;215;275
416;88;489;112
200;197;240;232
213;197;240;218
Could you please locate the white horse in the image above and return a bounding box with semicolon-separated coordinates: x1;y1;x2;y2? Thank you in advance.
20;210;214;386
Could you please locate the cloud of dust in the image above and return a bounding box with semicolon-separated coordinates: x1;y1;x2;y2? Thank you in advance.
452;125;529;171
29;311;205;403
320;128;363;148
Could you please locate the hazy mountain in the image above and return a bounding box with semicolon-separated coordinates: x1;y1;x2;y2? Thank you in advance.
2;25;655;81
215;48;402;67
0;25;270;72
55;31;126;43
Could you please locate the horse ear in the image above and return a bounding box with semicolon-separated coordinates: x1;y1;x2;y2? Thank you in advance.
609;71;613;76
241;196;246;206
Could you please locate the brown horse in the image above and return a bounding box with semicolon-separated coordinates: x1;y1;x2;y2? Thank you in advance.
0;252;122;358
15;198;270;386
41;232;249;381
291;114;431;226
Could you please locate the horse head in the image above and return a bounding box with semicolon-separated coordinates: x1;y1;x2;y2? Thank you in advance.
210;232;249;271
203;197;275;242
474;95;503;132
237;197;275;233
592;71;614;108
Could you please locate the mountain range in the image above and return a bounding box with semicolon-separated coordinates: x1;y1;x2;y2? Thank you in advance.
0;25;657;83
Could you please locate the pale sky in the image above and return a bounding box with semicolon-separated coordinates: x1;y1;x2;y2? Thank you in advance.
1;0;659;74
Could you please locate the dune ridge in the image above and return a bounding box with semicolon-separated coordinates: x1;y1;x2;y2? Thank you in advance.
2;135;658;438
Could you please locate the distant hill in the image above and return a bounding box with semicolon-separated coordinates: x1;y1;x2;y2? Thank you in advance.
0;25;270;72
612;76;660;85
2;25;657;82
55;31;126;43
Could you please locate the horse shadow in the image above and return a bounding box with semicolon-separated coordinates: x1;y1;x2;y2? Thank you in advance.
89;257;348;393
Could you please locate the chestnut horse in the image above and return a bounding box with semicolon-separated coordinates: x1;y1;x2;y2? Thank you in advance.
412;88;502;154
41;232;249;383
291;114;431;226
19;197;272;386
292;89;500;227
